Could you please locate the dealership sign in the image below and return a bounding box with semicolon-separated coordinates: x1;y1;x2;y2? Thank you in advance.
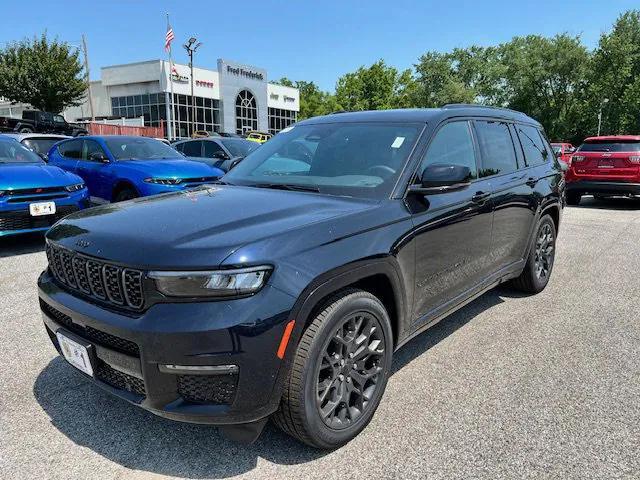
171;72;189;83
225;65;264;81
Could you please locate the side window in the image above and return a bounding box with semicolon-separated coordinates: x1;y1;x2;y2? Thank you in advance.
515;124;550;166
418;121;477;180
174;143;184;153
182;141;202;157
474;121;518;177
58;139;82;159
82;139;107;162
203;141;225;158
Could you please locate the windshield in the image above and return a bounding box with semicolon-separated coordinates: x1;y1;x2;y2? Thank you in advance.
222;139;259;157
578;141;640;152
104;137;180;160
0;140;44;164
22;138;62;155
224;122;422;199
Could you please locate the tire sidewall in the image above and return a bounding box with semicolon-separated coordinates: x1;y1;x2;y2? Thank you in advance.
298;293;393;448
527;215;557;291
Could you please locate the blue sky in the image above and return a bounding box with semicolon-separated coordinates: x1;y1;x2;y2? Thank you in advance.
0;0;636;91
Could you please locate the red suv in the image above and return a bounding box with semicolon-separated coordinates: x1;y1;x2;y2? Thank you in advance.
551;142;575;165
565;135;640;205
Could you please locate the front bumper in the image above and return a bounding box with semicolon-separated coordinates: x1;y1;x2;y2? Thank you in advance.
0;190;90;237
38;270;296;425
565;180;640;196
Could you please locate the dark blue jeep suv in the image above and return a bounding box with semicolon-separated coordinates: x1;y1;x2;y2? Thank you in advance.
47;136;224;203
38;106;563;448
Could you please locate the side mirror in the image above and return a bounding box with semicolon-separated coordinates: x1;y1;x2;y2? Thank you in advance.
38;152;48;162
409;164;472;195
213;151;229;160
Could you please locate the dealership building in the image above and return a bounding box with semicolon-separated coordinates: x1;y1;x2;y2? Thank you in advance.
64;58;300;139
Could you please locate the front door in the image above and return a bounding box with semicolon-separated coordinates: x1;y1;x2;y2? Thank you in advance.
409;120;494;323
76;139;112;202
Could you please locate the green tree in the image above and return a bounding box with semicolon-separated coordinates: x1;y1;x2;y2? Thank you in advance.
334;60;415;111
584;10;640;136
275;77;336;119
0;33;86;113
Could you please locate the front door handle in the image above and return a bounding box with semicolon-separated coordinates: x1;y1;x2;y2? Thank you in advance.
471;191;491;203
526;177;539;187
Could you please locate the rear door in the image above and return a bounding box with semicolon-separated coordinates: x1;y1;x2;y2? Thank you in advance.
473;120;537;269
571;139;640;182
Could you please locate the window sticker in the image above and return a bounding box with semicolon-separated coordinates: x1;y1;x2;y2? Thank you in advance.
391;137;405;148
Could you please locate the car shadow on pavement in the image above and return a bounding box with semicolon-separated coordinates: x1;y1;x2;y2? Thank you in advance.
0;232;45;258
576;196;640;210
33;287;509;478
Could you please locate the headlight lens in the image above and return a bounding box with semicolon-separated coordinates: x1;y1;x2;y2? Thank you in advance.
149;266;272;297
144;177;182;185
65;183;85;192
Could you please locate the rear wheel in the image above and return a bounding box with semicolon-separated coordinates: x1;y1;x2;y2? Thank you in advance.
512;215;556;294
273;289;393;449
19;127;33;133
566;192;581;206
114;187;138;202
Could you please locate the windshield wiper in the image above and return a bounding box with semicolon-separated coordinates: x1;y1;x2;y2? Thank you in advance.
249;183;320;193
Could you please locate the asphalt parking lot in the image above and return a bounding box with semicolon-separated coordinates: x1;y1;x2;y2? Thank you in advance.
1;197;639;480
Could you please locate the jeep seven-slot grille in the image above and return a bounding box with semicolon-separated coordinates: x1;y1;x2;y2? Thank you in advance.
46;243;145;310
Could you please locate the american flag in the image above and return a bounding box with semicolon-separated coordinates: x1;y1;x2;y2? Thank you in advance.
165;25;175;52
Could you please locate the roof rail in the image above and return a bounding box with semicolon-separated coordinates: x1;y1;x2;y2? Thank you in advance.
442;103;524;115
329;110;349;115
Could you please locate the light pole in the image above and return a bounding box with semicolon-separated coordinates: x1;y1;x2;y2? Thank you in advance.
597;98;609;136
183;37;202;137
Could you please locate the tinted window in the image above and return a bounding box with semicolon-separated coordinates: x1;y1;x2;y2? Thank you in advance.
577;141;640;152
419;121;477;180
174;142;184;153
0;140;43;164
225;122;421;199
474;121;518;177
182;141;203;157
516;124;550;166
82;139;106;162
58;139;83;159
21;138;62;155
203;140;225;158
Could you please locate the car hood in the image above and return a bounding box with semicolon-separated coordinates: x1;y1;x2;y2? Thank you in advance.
116;158;224;178
0;163;81;190
47;185;379;268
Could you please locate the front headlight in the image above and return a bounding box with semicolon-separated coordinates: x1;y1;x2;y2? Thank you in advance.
144;177;182;185
148;266;272;298
65;183;85;192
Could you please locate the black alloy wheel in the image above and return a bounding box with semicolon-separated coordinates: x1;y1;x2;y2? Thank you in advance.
533;222;554;281
316;312;385;429
512;214;557;293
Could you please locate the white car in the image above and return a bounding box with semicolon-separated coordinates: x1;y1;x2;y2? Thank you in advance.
1;133;70;160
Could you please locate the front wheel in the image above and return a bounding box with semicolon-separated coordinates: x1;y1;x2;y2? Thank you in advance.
273;289;393;449
114;187;138;202
512;215;556;294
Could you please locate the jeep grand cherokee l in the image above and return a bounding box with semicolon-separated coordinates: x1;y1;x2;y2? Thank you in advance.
565;135;640;205
38;106;563;448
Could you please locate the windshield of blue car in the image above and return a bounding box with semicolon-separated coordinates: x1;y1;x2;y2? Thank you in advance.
221;139;259;157
224;122;422;199
0;140;44;164
104;137;181;160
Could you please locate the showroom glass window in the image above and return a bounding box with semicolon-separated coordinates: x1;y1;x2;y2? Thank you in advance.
419;121;478;180
236;90;258;134
473;121;519;177
268;108;297;135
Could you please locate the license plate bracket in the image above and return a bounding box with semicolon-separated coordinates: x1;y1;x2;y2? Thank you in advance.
56;329;96;377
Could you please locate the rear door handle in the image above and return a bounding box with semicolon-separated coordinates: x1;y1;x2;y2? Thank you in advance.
526;177;539;187
471;191;491;203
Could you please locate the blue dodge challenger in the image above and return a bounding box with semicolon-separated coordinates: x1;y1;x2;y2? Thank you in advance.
0;136;88;237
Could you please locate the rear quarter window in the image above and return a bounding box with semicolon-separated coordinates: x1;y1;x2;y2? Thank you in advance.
515;124;551;166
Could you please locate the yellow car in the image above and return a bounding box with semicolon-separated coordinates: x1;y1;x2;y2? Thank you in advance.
246;131;272;144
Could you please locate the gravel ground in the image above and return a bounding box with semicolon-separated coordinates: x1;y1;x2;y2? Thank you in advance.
1;197;639;480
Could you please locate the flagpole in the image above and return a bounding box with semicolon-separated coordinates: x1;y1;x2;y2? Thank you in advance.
166;13;176;140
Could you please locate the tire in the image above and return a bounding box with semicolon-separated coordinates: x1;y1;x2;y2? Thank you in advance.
566;192;581;206
113;187;138;202
19;127;33;133
512;215;556;294
272;289;393;449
